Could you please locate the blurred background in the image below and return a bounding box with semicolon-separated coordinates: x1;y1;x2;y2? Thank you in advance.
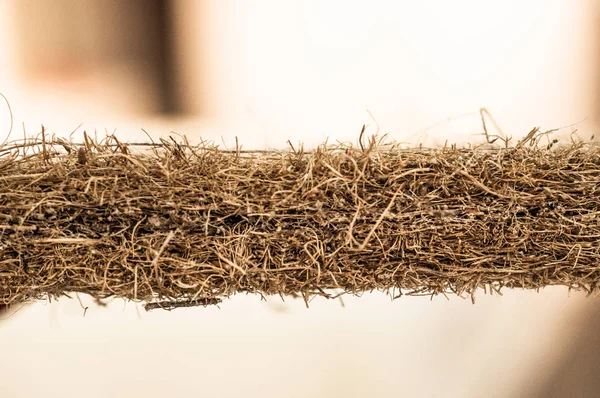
0;0;599;397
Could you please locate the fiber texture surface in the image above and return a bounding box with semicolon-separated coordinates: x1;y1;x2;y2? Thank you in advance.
1;129;598;309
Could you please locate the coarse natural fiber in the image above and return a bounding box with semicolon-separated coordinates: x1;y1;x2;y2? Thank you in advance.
1;126;599;310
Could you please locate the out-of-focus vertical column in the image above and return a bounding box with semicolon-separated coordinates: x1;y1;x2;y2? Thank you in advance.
8;0;175;115
168;0;248;121
168;0;212;117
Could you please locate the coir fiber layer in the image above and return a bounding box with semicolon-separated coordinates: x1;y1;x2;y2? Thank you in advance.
1;131;598;309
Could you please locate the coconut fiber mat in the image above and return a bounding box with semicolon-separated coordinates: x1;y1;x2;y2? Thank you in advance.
1;128;599;310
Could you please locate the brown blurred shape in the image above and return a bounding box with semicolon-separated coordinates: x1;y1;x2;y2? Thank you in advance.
12;0;183;114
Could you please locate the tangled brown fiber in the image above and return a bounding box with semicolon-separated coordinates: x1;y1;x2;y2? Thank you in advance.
1;126;600;311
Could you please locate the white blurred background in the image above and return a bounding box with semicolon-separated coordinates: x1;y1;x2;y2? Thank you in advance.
0;1;599;397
